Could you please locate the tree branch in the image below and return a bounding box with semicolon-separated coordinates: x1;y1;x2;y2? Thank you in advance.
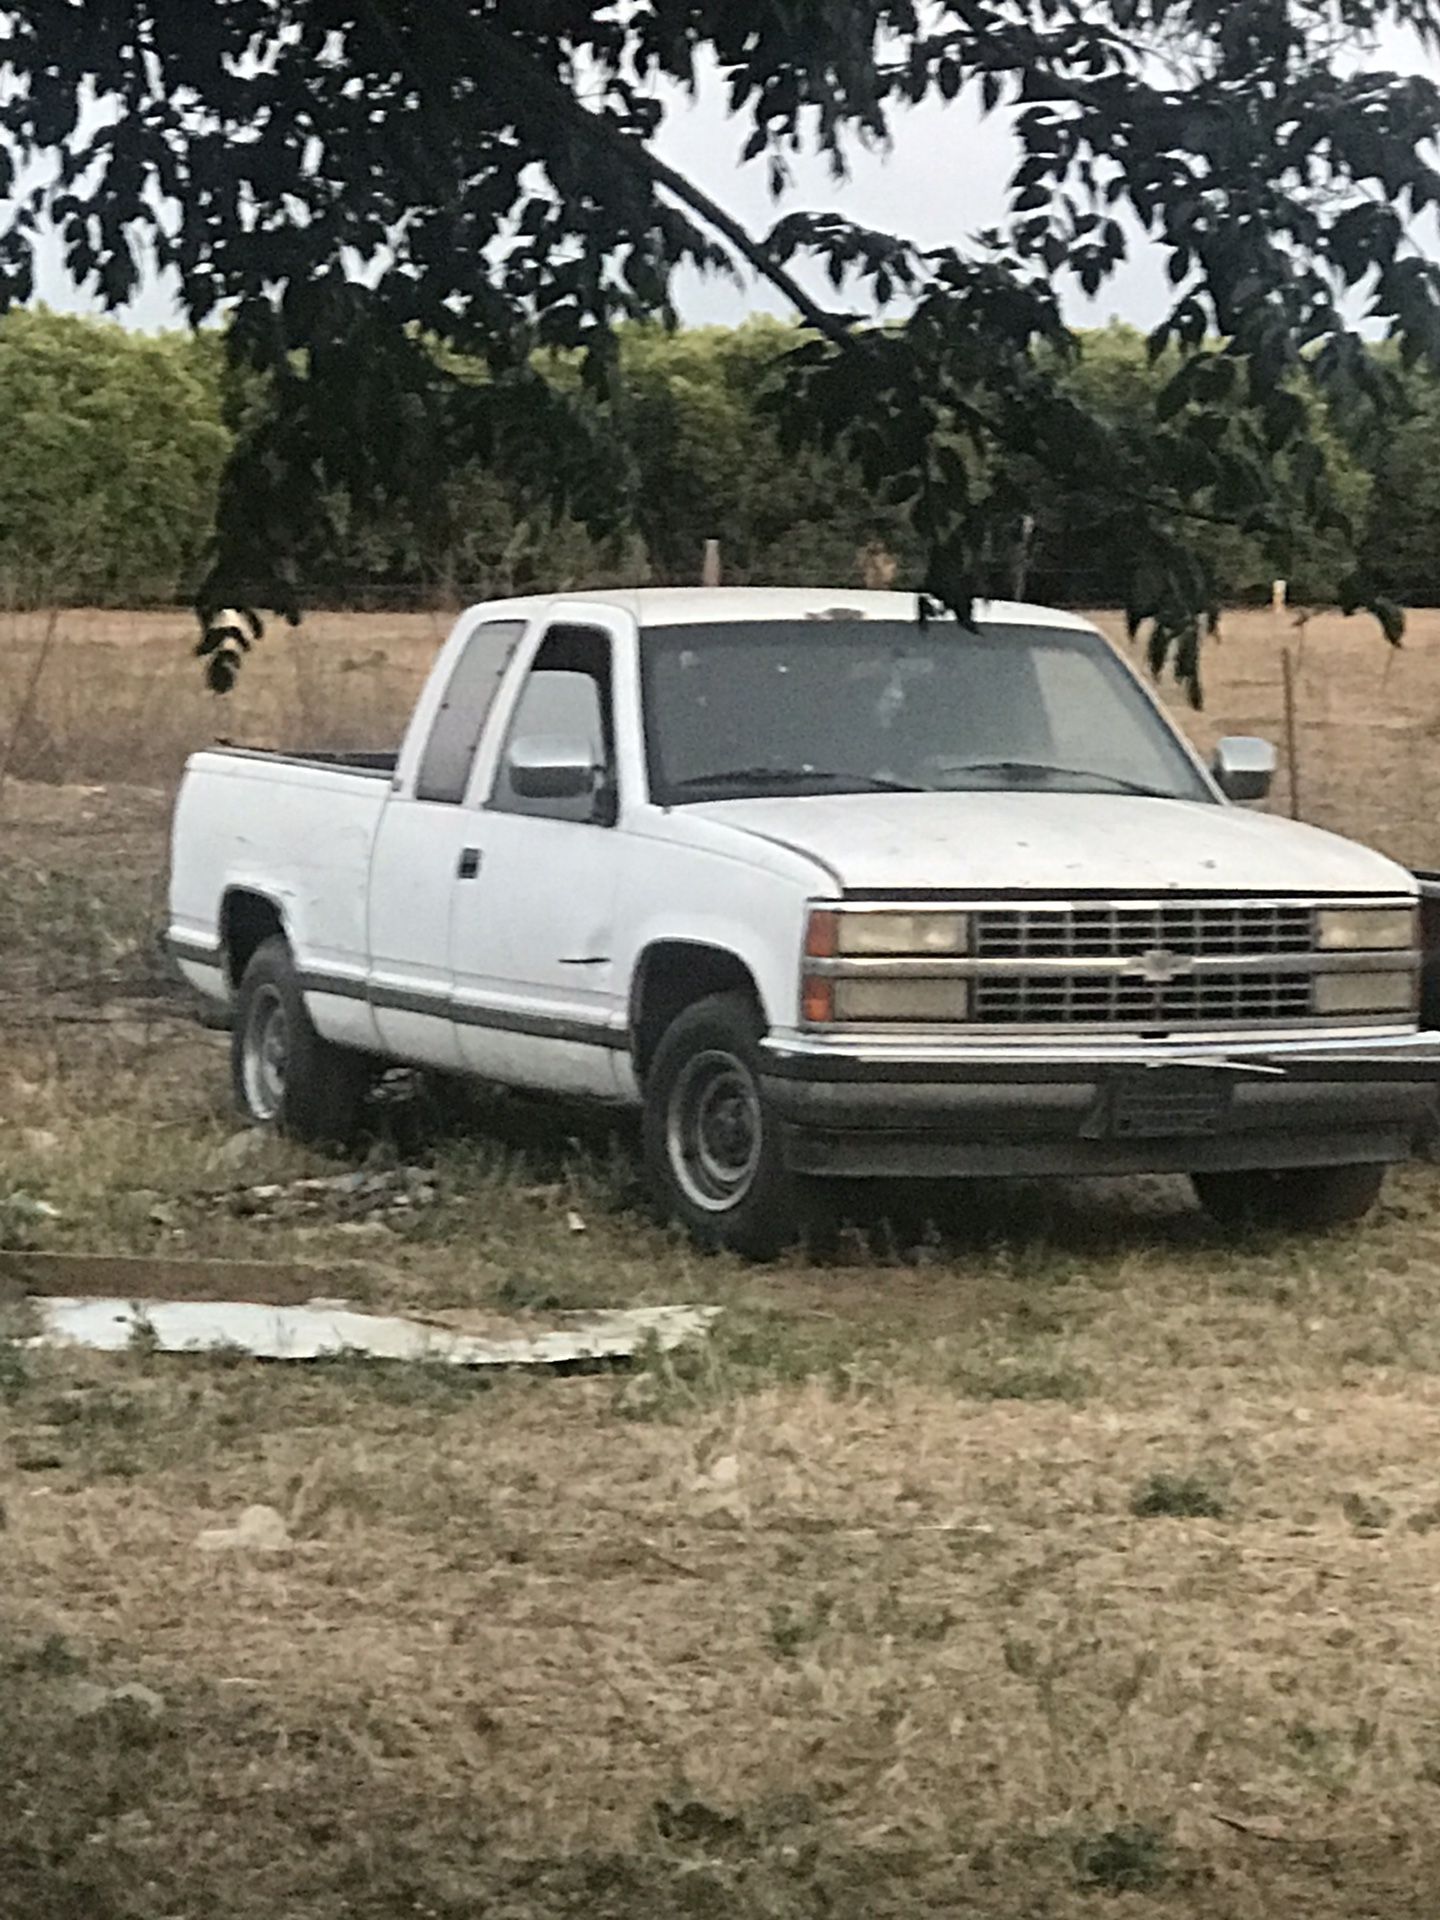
436;2;859;353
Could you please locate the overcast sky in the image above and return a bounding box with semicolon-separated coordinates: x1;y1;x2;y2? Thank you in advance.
26;20;1439;336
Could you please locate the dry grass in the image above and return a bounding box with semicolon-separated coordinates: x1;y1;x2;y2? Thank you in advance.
6;605;1440;1917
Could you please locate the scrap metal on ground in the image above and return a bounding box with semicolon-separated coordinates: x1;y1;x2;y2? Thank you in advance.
19;1294;720;1368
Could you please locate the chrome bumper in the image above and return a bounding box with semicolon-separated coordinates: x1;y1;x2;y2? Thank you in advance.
760;1030;1440;1180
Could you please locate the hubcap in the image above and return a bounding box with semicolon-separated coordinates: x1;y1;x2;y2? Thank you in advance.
667;1049;762;1213
242;985;289;1122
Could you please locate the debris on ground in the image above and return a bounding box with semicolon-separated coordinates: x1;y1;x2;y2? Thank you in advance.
24;1297;720;1368
226;1167;440;1224
195;1505;293;1554
706;1454;742;1491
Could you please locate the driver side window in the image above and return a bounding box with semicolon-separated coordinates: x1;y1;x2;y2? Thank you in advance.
490;624;616;824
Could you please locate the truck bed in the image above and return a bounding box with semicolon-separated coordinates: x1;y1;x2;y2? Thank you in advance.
210;745;398;778
168;746;398;1036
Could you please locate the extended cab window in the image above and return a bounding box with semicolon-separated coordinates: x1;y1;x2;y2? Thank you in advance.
490;624;616;824
415;619;526;804
641;619;1212;806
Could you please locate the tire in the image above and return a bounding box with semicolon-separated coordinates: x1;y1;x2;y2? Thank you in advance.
1193;1162;1387;1234
231;936;369;1146
643;990;806;1260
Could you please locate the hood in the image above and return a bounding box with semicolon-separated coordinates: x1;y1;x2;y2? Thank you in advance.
687;792;1415;897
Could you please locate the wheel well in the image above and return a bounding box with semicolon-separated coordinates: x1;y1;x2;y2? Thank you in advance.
632;943;763;1081
221;890;286;988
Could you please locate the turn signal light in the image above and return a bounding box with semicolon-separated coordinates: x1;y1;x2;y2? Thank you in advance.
805;911;839;960
802;975;835;1024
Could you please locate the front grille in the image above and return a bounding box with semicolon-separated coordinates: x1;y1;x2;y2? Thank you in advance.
975;902;1314;961
973;969;1315;1028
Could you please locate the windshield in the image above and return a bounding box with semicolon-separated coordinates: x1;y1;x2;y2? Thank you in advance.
641;620;1213;807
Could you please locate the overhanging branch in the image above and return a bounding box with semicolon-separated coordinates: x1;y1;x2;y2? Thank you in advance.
439;3;859;354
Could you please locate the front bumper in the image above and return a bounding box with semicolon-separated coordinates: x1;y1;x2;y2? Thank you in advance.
760;1031;1440;1180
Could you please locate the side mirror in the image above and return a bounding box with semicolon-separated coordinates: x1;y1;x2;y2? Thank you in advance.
1212;736;1277;804
507;735;598;801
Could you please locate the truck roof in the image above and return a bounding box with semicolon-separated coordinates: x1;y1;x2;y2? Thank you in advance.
460;586;1100;633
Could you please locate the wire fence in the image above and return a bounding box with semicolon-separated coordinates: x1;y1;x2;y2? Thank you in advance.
16;575;1440;615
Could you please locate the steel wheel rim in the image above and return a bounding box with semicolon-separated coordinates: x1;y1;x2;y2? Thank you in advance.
242;985;289;1122
667;1048;762;1214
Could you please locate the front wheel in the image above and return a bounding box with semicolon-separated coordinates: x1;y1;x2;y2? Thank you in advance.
1192;1163;1387;1234
232;936;370;1147
643;991;806;1260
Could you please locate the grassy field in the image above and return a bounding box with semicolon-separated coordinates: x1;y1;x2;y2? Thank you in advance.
5;605;1440;1918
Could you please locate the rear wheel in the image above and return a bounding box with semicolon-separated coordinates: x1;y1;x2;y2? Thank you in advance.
232;936;369;1146
1192;1163;1387;1234
644;991;809;1260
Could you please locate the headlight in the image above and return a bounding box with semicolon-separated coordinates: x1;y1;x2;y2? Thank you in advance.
1317;906;1417;952
832;978;970;1023
806;909;969;958
1314;971;1417;1015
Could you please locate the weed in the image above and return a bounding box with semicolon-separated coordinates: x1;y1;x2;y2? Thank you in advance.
889;1599;955;1644
49;1379;152;1426
496;1269;588;1311
7;1631;86;1677
1074;1823;1172;1893
0;1338;30;1402
1341;1490;1395;1534
309;1353;495;1410
0;1190;59;1252
126;1307;161;1358
612;1311;847;1420
949;1358;1091;1404
1282;1715;1378;1791
653;1795;744;1848
766;1594;834;1659
1130;1472;1226;1520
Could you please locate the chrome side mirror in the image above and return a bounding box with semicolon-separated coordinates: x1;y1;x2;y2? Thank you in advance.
507;736;598;801
1212;736;1277;804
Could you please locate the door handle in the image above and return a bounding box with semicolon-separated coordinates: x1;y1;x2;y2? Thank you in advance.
457;848;481;881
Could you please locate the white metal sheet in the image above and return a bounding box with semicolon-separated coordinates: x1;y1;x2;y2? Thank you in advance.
27;1298;719;1367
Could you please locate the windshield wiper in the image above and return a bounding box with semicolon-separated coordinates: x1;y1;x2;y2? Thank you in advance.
673;767;928;795
938;760;1174;801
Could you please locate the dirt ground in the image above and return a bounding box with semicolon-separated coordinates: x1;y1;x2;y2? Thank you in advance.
5;605;1440;1919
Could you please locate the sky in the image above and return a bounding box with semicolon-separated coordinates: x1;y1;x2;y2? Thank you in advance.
24;20;1439;337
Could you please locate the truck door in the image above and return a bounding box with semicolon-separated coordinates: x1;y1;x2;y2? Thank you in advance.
366;617;525;1070
448;613;630;1097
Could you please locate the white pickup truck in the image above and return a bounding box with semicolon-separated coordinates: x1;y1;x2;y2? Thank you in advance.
167;586;1440;1256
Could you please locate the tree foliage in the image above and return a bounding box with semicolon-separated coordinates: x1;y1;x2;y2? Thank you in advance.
6;2;1440;694
3;306;1429;618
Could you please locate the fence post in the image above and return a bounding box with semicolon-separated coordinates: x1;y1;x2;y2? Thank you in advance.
701;539;721;588
1011;514;1036;601
1281;644;1302;821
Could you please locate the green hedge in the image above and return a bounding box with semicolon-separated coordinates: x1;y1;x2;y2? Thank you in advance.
0;306;1423;610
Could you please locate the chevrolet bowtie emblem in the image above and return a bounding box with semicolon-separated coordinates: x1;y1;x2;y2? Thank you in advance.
1137;948;1193;987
